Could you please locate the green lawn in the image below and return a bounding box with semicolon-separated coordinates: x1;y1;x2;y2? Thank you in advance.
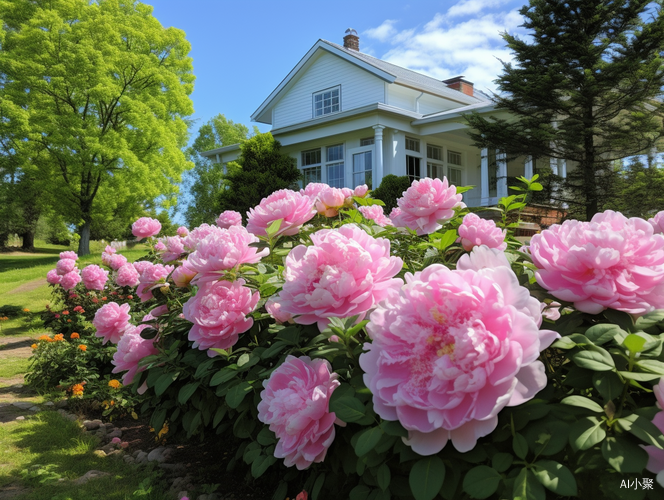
0;411;169;499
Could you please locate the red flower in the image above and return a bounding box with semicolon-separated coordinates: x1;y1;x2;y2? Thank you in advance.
54;314;60;319
92;298;99;304
296;492;308;500
62;311;69;315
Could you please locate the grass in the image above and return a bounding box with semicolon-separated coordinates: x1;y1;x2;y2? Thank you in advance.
0;357;30;378
0;411;170;499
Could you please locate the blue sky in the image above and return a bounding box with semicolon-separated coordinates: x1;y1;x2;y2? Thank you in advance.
147;0;528;136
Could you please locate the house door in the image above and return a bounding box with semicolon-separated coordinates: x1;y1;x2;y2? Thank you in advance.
347;146;374;189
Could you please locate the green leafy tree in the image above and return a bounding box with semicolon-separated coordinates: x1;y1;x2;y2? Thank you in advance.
182;114;257;227
0;0;194;255
604;157;664;217
218;133;301;219
465;0;664;220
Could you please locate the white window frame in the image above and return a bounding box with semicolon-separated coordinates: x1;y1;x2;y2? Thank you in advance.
312;85;341;118
347;144;374;189
300;148;322;186
325;144;345;188
426;144;445;180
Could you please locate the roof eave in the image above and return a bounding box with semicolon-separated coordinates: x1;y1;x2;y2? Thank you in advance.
200;143;242;158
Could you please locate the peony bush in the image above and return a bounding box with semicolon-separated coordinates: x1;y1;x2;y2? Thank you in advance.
35;179;664;499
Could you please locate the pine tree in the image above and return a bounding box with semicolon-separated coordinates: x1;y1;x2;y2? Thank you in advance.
465;0;664;220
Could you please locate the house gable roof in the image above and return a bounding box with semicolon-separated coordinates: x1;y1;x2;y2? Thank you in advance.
251;39;486;125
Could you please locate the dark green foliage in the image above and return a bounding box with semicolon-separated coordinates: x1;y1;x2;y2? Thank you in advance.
465;0;664;220
182;114;257;227
371;175;412;214
603;158;664;218
217;133;301;219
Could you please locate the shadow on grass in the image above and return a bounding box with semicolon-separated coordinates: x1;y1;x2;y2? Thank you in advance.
0;338;33;352
0;256;59;274
3;412;168;500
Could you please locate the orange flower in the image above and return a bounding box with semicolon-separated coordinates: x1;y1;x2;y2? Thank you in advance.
78;344;87;352
38;335;51;342
31;343;37;349
70;332;80;339
108;379;122;389
110;400;115;406
23;308;30;312
62;311;69;315
53;333;64;341
71;383;84;397
101;297;107;301
67;319;72;323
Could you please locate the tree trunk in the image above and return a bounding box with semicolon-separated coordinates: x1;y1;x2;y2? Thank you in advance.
78;219;91;256
21;231;35;250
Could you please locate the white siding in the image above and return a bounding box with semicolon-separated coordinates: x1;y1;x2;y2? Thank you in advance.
387;84;463;115
272;52;385;129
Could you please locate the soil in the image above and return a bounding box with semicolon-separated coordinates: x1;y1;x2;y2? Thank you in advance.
7;279;47;295
0;337;34;359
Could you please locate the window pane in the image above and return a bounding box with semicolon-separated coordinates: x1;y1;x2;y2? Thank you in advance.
448;167;462;186
326;144;343;162
302;166;321;185
327;162;344;188
448;150;462;165
407;155;420;181
427;145;442;161
406;137;420;152
360;137;374;146
427;162;444;179
353;151;372;189
302;149;321;166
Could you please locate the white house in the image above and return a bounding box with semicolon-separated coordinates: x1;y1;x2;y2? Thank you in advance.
202;29;569;208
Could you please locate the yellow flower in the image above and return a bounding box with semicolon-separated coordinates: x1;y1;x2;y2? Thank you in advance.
70;332;80;339
108;379;122;389
78;344;87;352
31;343;38;349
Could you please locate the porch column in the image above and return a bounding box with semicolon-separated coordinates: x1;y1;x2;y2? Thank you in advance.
497;150;508;200
480;148;489;206
561;159;567;178
524;155;533;179
549;157;558;176
373;125;385;188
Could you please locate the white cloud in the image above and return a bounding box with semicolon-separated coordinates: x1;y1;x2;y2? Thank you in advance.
368;7;526;94
364;20;399;43
447;0;512;18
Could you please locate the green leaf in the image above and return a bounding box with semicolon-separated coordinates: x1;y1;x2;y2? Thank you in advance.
312;473;325;500
462;465;501;499
380;420;408;437
376;464;391;491
209;348;229;357
623;334;647;353
635;310;664;329
251;454;276;478
354;427;384;457
243;442;261;464
592;371;624;402
409;456;445;500
154;372;178;397
257;426;276;446
601;436;649;473
618;371;661;381
261;341;288;360
177;382;200;405
584;324;623;345
491;453;513;473
513;433;528;459
265;218;283;238
329;396;366;423
531;460;577;496
617;414;664;448
349;485;371;500
569;417;606;452
225;381;253;409
561;395;604;413
603;309;634;332
572;346;615;371
271;482;288;500
635;359;664;375
512;468;545;500
237;353;251;367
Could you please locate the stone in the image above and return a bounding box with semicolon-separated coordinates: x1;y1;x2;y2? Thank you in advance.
132;450;142;458
123;455;135;464
107;429;122;439
106;449;124;458
74;470;111;485
178;492;189;500
135;451;148;464
147;446;170;463
93;450;107;458
28;406;40;412
15;416;25;421
63;412;77;422
44;401;55;407
83;419;102;430
159;463;185;473
100;443;116;454
55;400;68;408
11;402;33;410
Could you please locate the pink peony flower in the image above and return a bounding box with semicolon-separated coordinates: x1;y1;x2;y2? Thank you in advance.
177;226;189;237
360;246;550;455
60;271;82;290
93;302;131;345
315;188;346;217
47;269;62;285
111;325;158;385
354;184;369;198
159;236;185;263
216;210;243;229
101;251;113;267
137;263;174;302
132;260;154;276
275;224;403;331
56;258;77;276
529;210;664;316
300;182;328;202
116;263;141;288
391;177;465;235
541;301;562;321
265;296;293;324
187;225;269;284
172;260;197;288
111;437;121;444
341;188;354;207
151;305;169;317
649;211;664;234
182;279;259;355
643;378;664;485
107;253;128;271
131;217;161;240
81;265;109;291
104;245;116;255
257;356;340;470
59;251;78;260
182;223;218;251
247;189;316;237
359;205;393;227
154;241;166;252
457;213;507;252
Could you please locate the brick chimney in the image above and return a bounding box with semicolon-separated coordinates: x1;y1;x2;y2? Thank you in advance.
343;28;359;51
443;76;474;97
